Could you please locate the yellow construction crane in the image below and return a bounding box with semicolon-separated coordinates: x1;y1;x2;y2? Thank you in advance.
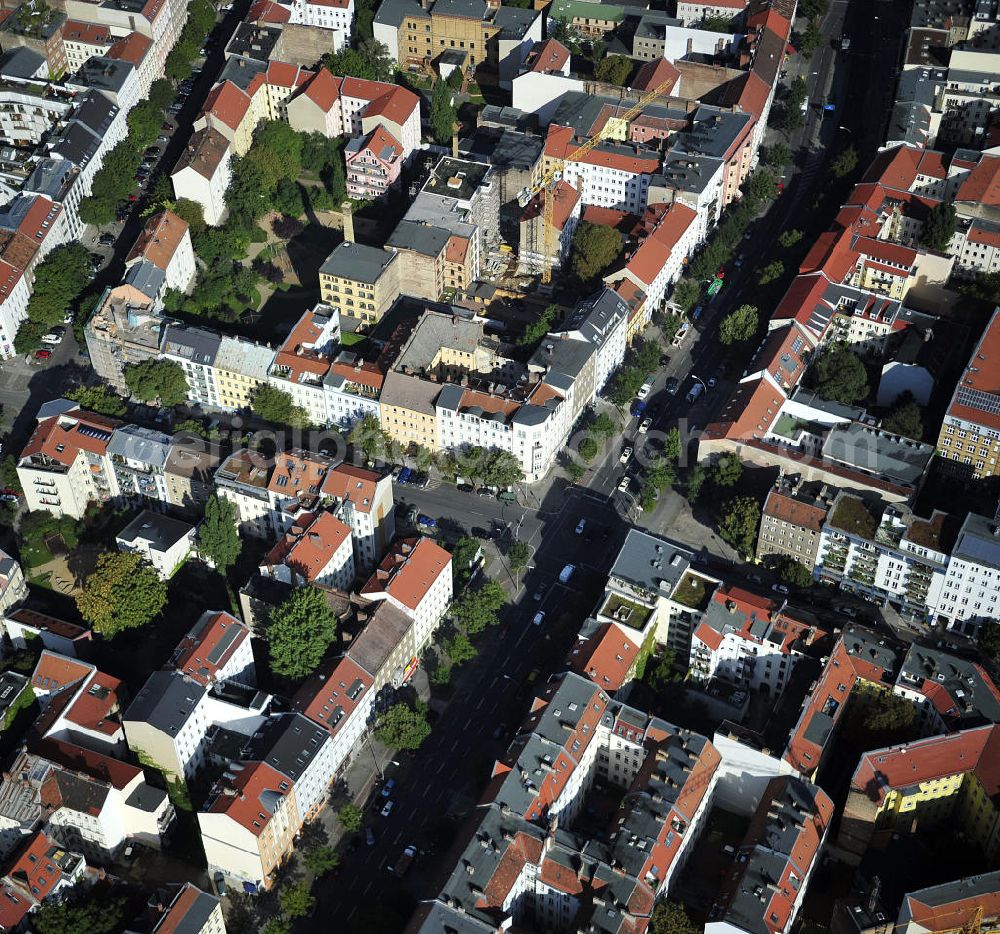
938;907;1000;934
528;78;676;284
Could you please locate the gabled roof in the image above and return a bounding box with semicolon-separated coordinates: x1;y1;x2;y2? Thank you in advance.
173;611;250;687
125;210;189;272
264;511;352;582
207;761;291;836
360;537;451;611
955;153;1000;206
293;655;373;736
567;623;640;692
202;81;252;131
320;463;382;514
632;57;680;93
524;38;570;74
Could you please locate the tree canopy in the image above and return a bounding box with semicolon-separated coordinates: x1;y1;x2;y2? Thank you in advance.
322;40;394;82
719;304;759;345
452;580;506;634
812;344;869;404
919;202;957;252
267;586;337;681
649;900;699;934
15;243;92;351
279;880;315;919
252;384;311;428
124;359;188;407
198;495;242;575
519;303;559;347
717;496;761;557
31;888;126;934
338;803;363;833
430;78;458;145
374;701;432;750
76;552;167;637
64;385;127;417
776;557;814;588
303;844;340;876
882;393;924;439
571;222;623;286
830;145;859;179
595;54;632;85
710;454;743;488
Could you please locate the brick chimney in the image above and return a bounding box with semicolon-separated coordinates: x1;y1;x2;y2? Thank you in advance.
341;202;354;244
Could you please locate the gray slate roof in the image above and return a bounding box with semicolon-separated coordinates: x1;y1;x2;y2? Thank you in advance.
320;241;396;282
118;510;194;553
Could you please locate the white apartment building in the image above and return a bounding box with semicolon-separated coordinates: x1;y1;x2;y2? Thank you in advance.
171;127;233;227
359;537;453;649
689;586;821;699
675;0;746;25
0;84;74;147
294;655;375;784
816;495;949;620
123;671;269;780
323;359;383;429
0;745;174;861
116;511;196;580
0;266;30;360
267;305;342;427
260;510;356;591
555;288;630;394
287;0;354;49
198;762;299;892
214;450;277;539
321;463;395;572
245;713;338;821
17;401;119;519
125;209;197;295
172;611;256;688
935;513;1000;634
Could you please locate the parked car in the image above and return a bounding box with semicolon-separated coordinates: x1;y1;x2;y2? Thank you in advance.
390;845;416;877
532;583;546;601
575;519;586;535
771;584;789;595
417;514;437;528
477;488;493;498
213;872;227;896
161;122;173;131
636;382;652;400
99;233;116;245
665;376;680;395
559;564;575;584
380;801;394;818
707;376;717;389
619;447;633;464
618;476;630;493
638;417;652;433
686;383;704;404
397;467;412;484
366;827;375;846
533;611;545;626
457;483;474;493
382;779;396;798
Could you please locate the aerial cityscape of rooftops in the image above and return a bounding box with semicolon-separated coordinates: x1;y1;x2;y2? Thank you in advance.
1;0;1000;930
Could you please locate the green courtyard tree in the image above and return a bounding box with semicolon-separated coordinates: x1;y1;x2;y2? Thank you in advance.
375;702;431;750
813;344;869;404
279;881;315;919
592;412;617;437
124;359;188;407
649;900;699;934
663;427;682;463
717;496;761;557
429;78;458;145
348;414;394;461
672;278;701;311
198;495;242;576
684;464;707;502
571;222;623;285
710;454;743;488
519;303;558;347
719;304;759;345
32;889;126;934
919;201;957;252
595;54;632;85
450;536;481;587
64;384;127;417
267;586;337;681
76;552;167;637
882;394;924;439
764;141;791;168
15;242;91;351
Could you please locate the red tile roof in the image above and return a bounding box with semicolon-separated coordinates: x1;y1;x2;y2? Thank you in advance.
526;38;570;74
903;872;1000;931
445;234;469;266
360;537;450;611
329;358;384;390
203;82;251;131
341;77;419;127
0;881;30;930
19;409;120;468
33;738;141;790
107;31;151;66
154;884;216;934
126;210;189;272
62;20;113;44
567;623;640;690
967;222;1000;248
6;608;90;643
632;57;680;93
862;145;922;191
320;463;381;515
173;127;231;180
274;309;335;381
545;124;660;174
294;655;373;736
5;832;67;904
762;487;827;532
207;761;291;835
300;67;339;111
248;0;291;21
64;670;122;736
173;611;250;687
31;652;91;695
956;154;1000;206
264;511;352;583
946;308;1000;431
521;179;579;232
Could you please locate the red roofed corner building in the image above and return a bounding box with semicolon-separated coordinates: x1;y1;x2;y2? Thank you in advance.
936;308;1000;481
17;401;122;519
198;761;300;892
260;510;355;590
360;536;452;648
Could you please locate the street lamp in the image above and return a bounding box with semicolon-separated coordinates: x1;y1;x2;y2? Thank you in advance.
690;374;708;392
364;731;384;782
